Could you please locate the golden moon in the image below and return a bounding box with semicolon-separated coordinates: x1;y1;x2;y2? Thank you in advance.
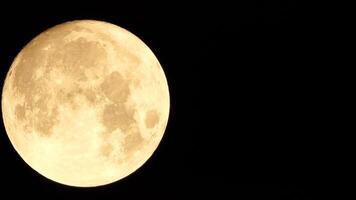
1;20;170;187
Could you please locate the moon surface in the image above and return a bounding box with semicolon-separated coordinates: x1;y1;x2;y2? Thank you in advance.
1;20;170;187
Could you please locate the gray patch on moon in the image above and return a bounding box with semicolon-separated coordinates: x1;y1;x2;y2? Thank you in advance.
100;107;145;162
51;37;108;81
102;103;135;133
100;72;130;104
10;85;60;137
82;88;100;104
145;110;160;128
123;127;144;156
12;52;47;96
31;93;59;136
99;71;146;161
14;104;26;121
34;106;59;136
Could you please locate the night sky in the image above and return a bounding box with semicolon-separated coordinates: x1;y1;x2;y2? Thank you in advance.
0;1;316;199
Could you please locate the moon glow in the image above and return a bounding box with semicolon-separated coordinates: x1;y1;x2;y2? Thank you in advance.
1;20;170;187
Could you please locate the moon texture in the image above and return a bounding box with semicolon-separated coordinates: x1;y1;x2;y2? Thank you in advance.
1;20;170;187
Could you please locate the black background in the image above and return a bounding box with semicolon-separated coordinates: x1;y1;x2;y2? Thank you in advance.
0;1;317;199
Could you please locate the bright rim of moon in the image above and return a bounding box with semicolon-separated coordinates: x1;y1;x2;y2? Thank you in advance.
1;20;170;187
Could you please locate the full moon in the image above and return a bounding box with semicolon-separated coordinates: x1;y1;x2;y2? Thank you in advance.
1;20;170;187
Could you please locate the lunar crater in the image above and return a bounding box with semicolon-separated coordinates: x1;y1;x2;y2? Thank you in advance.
145;110;160;128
